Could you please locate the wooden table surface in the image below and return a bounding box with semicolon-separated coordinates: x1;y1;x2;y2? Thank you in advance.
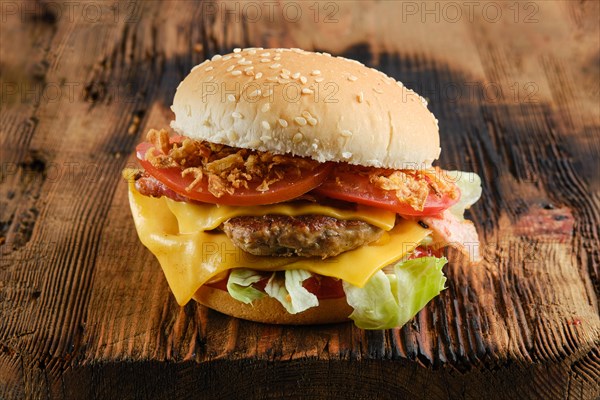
1;1;599;399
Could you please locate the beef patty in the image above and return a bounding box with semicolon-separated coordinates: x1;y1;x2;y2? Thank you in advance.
222;215;383;258
134;172;384;258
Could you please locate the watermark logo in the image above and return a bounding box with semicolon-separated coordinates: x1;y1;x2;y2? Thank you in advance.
1;1;141;23
1;81;138;105
403;81;539;104
197;81;339;104
201;1;339;23
400;1;539;23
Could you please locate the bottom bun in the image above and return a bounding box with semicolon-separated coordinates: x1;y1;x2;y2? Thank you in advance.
193;285;353;325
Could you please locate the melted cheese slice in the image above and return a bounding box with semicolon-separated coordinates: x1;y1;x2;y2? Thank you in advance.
164;196;397;232
128;183;430;305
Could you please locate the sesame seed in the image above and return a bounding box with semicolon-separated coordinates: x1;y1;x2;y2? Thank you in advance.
270;63;281;69
247;49;257;55
231;70;242;76
273;56;281;61
314;77;324;83
226;65;235;72
373;88;383;94
261;121;271;130
342;152;352;159
260;52;271;57
300;76;308;84
245;70;255;76
274;49;283;53
301;88;313;95
249;89;261;97
227;94;236;102
307;117;318;126
205;66;214;71
301;111;312;118
255;72;263;79
244;66;254;72
340;130;353;137
232;111;243;119
280;72;290;79
266;77;278;82
260;58;271;63
233;48;241;53
293;132;304;143
292;72;301;79
238;60;252;65
205;76;214;81
261;103;271;112
311;70;321;76
222;55;232;61
294;117;307;126
211;54;222;61
237;57;245;63
348;75;358;82
278;118;288;128
357;92;364;103
282;68;291;75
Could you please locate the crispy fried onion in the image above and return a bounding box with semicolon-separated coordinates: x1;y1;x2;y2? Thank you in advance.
369;168;459;211
144;129;318;198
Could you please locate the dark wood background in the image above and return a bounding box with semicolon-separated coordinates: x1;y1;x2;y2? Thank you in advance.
1;1;599;399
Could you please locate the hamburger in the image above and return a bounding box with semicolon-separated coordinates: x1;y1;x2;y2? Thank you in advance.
124;48;482;329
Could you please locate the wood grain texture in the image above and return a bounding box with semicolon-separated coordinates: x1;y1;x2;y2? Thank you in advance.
1;1;599;399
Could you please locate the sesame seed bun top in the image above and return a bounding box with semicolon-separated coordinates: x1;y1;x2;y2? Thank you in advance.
170;48;441;169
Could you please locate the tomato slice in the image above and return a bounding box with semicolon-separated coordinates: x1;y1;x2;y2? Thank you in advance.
313;166;460;216
408;246;444;259
302;276;345;299
136;141;331;206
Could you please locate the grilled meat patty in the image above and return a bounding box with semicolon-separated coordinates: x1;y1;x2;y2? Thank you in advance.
222;215;384;258
134;172;384;258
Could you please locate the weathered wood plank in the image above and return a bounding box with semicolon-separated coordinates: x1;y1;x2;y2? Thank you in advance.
1;1;598;398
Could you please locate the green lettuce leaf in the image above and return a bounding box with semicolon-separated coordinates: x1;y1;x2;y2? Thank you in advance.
226;269;265;304
343;257;447;329
265;269;318;314
448;171;482;220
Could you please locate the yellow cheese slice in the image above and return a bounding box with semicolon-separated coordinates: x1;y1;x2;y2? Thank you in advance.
164;196;397;232
128;183;430;305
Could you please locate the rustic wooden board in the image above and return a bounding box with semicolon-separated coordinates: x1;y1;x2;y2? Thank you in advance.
1;1;599;399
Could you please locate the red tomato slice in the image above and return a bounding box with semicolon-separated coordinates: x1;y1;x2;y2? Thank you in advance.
313;167;460;216
408;246;444;259
136;141;331;206
302;276;345;299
